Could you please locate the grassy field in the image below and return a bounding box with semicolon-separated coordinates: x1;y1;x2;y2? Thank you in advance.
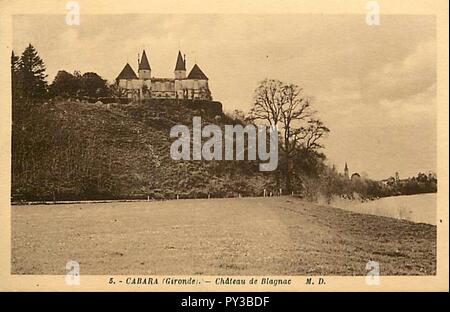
12;197;436;275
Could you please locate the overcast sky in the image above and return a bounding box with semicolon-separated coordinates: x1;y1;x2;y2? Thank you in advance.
13;14;436;180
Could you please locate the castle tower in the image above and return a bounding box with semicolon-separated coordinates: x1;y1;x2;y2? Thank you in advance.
138;50;151;79
174;51;186;79
344;162;349;179
186;63;211;100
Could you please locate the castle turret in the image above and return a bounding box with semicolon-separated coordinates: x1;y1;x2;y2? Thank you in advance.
117;63;138;82
138;50;151;79
187;64;208;80
174;51;186;79
186;64;211;100
116;63;139;98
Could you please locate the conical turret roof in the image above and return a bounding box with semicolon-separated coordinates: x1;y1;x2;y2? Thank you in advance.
117;63;138;80
187;64;208;80
175;51;186;71
139;50;151;70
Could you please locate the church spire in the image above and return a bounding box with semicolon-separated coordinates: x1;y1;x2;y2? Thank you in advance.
344;162;349;179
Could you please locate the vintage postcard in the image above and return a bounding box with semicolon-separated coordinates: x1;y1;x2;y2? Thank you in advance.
0;0;448;293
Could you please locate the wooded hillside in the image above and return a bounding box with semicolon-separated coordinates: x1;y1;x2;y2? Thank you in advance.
12;99;272;201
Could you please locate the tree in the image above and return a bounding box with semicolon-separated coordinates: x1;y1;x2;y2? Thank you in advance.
141;84;150;99
297;119;330;150
250;79;283;127
110;82;127;98
18;44;48;103
230;109;247;123
198;87;212;100
249;79;330;192
11;51;21;102
50;70;114;99
49;70;81;98
249;79;284;188
11;51;20;72
80;72;109;97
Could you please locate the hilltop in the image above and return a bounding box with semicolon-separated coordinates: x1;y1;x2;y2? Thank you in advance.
11;99;273;201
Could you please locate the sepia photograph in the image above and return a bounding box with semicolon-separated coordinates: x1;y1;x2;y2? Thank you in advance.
0;0;448;292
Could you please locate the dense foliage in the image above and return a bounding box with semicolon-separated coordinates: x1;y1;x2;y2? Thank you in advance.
11;44;48;105
11;45;437;202
49;70;110;98
12;99;275;201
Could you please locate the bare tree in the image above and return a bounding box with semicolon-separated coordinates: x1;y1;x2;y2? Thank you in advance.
249;79;284;127
297;119;330;151
249;79;330;192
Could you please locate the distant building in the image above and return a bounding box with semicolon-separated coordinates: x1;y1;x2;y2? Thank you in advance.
344;162;349;179
116;50;212;101
351;172;361;182
381;176;396;186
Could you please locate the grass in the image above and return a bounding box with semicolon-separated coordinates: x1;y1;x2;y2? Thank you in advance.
11;196;436;275
12;100;271;201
